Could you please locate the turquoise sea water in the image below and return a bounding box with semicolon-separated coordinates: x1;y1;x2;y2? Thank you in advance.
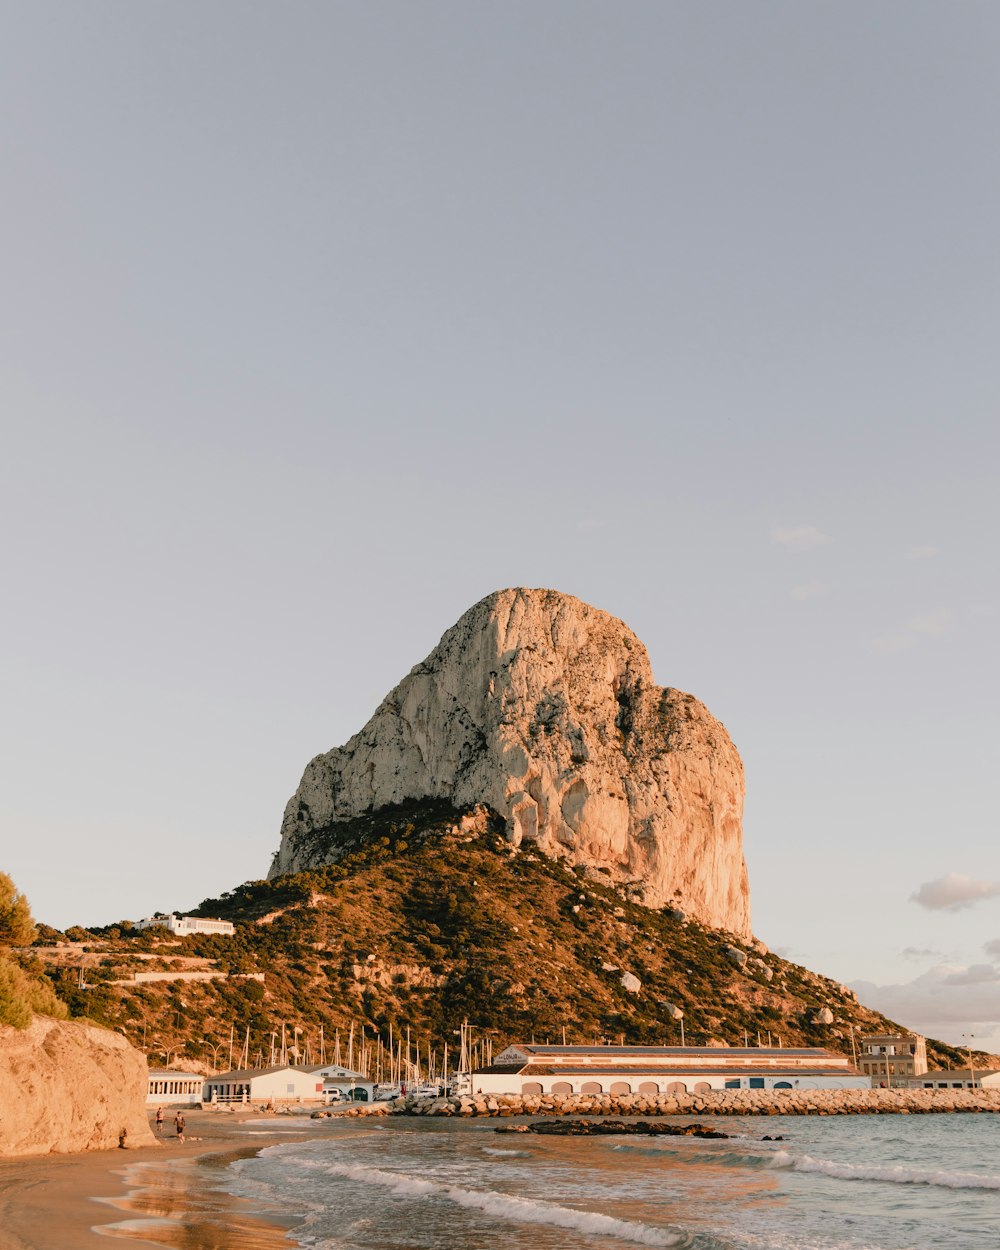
222;1116;1000;1250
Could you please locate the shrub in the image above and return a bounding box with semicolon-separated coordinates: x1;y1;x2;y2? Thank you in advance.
0;953;68;1029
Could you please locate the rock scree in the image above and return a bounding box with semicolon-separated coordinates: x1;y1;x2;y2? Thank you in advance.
340;1088;1000;1119
271;587;750;934
512;1118;733;1138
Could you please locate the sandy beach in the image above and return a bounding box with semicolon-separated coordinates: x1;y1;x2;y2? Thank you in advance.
0;1108;335;1249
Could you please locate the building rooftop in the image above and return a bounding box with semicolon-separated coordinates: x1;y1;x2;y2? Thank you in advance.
910;1069;1000;1079
207;1064;311;1081
476;1062;857;1078
500;1044;837;1059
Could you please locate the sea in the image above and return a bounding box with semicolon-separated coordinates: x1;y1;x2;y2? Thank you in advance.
213;1114;1000;1250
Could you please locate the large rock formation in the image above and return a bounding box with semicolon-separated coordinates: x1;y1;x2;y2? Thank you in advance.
271;588;750;935
0;1016;156;1155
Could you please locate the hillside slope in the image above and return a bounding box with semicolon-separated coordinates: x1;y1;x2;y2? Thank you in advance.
38;804;968;1073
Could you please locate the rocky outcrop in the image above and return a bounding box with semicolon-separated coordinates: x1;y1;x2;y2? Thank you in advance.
0;1016;156;1156
272;588;750;935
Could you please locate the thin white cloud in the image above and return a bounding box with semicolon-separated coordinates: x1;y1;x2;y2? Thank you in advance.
985;939;1000;961
851;965;1000;1050
911;874;1000;912
873;608;955;653
770;524;832;553
790;580;830;601
943;964;1000;987
908;609;953;637
901;946;941;960
906;544;941;561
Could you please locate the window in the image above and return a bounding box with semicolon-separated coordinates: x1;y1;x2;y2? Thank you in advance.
749;1078;765;1089
725;1079;741;1089
774;1082;792;1089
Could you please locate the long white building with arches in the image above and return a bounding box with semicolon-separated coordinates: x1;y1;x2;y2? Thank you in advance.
473;1044;868;1096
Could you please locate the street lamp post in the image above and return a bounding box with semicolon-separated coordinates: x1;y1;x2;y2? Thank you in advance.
962;1033;976;1089
204;1038;224;1071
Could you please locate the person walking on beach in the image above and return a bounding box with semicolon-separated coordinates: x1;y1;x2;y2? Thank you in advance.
155;1107;163;1133
174;1112;186;1142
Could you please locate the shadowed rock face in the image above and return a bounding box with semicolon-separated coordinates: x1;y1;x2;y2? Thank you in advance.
270;588;750;936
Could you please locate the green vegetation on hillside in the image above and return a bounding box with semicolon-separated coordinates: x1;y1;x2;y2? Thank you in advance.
29;808;971;1070
0;872;68;1029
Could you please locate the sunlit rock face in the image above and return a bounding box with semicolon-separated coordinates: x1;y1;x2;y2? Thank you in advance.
270;588;750;936
0;1017;156;1156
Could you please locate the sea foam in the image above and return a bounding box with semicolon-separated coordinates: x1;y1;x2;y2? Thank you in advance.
771;1150;1000;1190
307;1160;687;1246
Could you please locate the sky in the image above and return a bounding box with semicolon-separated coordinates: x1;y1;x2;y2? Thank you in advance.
2;3;998;1052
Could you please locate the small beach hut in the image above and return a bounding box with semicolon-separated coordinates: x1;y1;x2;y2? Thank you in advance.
203;1064;325;1105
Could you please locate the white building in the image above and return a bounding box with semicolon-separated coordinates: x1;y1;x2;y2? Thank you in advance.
896;1069;1000;1090
204;1064;325;1104
305;1064;376;1102
135;913;235;937
146;1070;205;1105
473;1044;869;1095
858;1032;927;1081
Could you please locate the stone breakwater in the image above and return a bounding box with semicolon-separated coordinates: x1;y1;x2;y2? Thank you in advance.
339;1088;1000;1119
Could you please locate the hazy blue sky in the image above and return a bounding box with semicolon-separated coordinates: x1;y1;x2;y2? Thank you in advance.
2;3;998;1050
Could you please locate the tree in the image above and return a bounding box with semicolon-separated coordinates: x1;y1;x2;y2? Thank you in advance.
0;873;67;1029
0;872;37;947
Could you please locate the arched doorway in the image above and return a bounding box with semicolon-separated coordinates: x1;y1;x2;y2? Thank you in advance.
349;1087;369;1101
551;1081;573;1095
638;1081;660;1094
522;1082;543;1095
666;1082;687;1094
610;1081;632;1095
694;1082;711;1093
580;1081;603;1094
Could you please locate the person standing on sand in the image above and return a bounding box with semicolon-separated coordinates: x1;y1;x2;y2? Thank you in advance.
155;1107;163;1133
174;1112;185;1142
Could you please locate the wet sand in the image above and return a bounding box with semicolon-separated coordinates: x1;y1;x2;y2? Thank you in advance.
0;1108;336;1249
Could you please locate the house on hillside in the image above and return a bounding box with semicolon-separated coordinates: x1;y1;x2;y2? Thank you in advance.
473;1044;869;1095
135;913;235;936
204;1065;324;1104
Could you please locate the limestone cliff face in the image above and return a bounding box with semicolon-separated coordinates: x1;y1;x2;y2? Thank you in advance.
272;588;750;936
0;1016;156;1156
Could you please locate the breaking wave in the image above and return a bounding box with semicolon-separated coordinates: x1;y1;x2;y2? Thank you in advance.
771;1151;1000;1190
611;1142;782;1168
304;1160;691;1246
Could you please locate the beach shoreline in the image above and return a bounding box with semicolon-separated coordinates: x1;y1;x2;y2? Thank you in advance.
0;1108;334;1250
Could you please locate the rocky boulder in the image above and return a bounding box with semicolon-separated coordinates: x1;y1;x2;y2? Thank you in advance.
0;1016;156;1156
271;587;750;935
